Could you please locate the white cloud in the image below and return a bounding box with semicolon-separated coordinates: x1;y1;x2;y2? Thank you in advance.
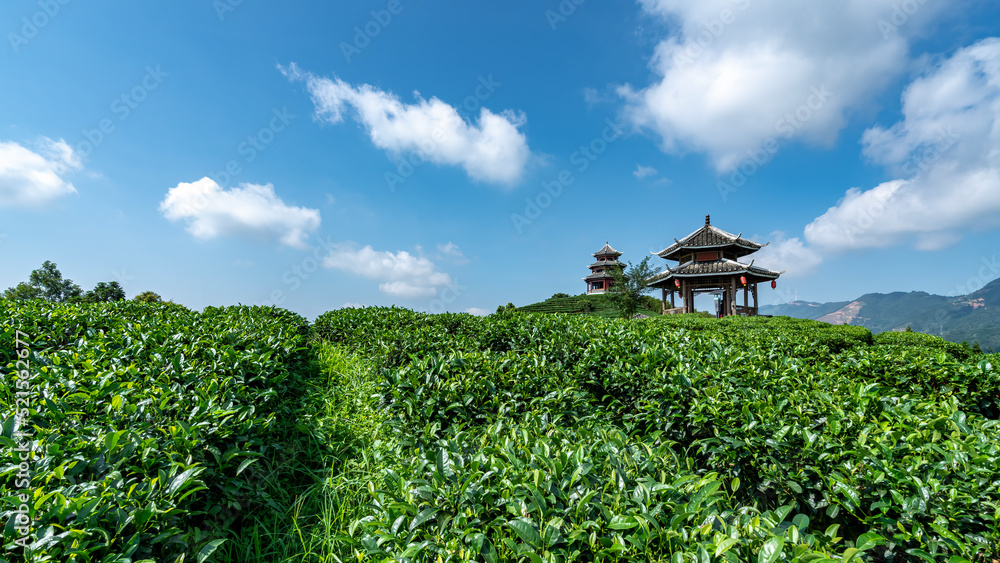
751;232;822;278
465;307;489;316
805;38;1000;252
620;0;940;171
281;63;531;186
322;243;454;299
160;177;321;248
341;302;365;309
633;164;659;178
436;242;469;263
0;138;81;207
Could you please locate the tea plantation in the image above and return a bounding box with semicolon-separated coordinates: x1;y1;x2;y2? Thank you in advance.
2;301;999;562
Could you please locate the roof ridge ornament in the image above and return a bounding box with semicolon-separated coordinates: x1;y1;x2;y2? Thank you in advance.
705;214;710;226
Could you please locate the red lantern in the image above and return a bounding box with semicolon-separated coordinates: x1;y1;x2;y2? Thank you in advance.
771;280;777;289
740;276;747;286
674;279;681;288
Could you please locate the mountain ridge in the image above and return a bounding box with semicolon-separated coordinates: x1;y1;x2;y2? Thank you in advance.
759;277;1000;351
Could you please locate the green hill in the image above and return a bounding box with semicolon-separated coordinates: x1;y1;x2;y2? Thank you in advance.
759;277;1000;351
516;292;664;317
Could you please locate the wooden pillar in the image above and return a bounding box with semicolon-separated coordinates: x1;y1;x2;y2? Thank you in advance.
670;289;675;308
684;280;692;314
743;283;749;308
730;277;737;316
681;279;688;313
752;283;758;314
661;288;667;314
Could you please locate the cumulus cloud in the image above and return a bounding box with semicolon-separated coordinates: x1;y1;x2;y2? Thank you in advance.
322;243;454;299
751;232;821;278
805;38;1000;253
0;138;81;207
633;164;659;178
281;63;531;186
436;242;469;263
465;307;489;316
620;0;941;171
160;177;321;248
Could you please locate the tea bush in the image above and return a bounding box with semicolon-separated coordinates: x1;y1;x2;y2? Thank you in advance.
1;300;315;562
312;308;999;562
3;301;997;562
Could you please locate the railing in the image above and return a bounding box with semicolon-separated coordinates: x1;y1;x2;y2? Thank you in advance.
662;307;685;315
734;306;757;316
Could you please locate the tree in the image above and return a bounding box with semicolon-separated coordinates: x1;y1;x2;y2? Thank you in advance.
2;261;82;302
2;282;42;300
495;302;518;314
134;291;163;303
80;281;127;303
606;256;658;319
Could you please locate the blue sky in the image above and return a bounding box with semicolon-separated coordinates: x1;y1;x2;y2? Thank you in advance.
3;0;1000;318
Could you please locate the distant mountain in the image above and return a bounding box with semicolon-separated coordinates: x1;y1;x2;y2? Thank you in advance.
759;278;1000;351
758;300;851;320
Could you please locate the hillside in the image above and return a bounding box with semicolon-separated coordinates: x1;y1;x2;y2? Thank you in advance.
759;277;1000;351
516;292;663;317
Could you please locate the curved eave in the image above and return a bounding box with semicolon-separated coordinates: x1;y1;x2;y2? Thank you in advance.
654;241;765;260
646;262;781;288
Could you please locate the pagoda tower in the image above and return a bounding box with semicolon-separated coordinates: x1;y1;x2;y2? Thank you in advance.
647;215;782;316
584;242;623;294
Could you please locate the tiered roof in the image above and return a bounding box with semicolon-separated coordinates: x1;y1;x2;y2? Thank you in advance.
588;259;623;269
584;270;618;282
647;258;780;285
592;242;622;258
647;215;782;288
584;242;623;284
653;215;766;261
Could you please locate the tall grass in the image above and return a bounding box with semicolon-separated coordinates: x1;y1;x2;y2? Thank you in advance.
220;343;391;563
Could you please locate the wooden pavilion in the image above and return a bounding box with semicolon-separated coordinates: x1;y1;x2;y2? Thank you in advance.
584;242;623;294
647;215;782;316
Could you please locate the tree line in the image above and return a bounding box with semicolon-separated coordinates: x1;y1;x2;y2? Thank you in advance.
2;261;164;304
